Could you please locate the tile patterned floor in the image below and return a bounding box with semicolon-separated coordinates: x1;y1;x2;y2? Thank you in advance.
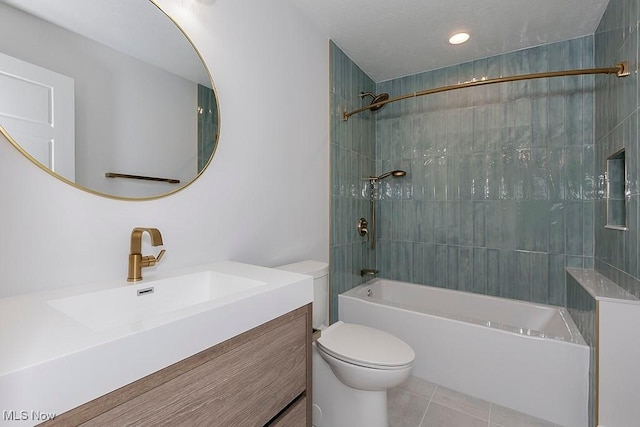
389;376;563;427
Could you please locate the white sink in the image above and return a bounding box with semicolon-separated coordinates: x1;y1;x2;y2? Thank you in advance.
48;270;266;332
1;261;313;424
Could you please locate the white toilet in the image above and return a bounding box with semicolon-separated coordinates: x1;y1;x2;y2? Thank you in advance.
276;260;415;427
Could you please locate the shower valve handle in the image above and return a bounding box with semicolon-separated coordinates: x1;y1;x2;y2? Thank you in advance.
357;218;369;240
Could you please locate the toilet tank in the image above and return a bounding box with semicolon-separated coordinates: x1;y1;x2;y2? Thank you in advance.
275;260;329;329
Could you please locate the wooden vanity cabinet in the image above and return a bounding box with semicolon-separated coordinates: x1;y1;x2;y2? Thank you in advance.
43;304;312;426
267;396;307;426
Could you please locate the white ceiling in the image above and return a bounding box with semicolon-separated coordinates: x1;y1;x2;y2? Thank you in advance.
1;0;611;85
290;0;610;82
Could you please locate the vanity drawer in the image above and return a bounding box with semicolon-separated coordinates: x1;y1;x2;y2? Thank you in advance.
83;314;306;426
75;310;307;426
268;395;307;427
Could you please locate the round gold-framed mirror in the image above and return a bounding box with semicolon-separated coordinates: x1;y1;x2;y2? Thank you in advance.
0;0;219;200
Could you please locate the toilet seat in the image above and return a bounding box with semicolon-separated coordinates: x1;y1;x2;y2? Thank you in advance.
317;321;415;370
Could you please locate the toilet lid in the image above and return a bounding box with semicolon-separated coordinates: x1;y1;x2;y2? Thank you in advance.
317;322;415;369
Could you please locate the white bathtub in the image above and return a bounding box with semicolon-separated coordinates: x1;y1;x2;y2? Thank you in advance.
339;279;589;427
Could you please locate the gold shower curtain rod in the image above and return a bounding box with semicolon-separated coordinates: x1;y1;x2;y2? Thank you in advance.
342;61;630;121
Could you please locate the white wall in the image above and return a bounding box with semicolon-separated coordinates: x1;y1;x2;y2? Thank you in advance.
0;0;330;297
598;300;640;427
0;2;198;198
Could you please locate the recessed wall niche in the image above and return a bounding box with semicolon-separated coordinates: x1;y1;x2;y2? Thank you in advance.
606;148;627;230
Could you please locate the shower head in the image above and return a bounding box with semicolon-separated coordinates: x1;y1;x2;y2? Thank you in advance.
359;92;390;111
371;170;407;181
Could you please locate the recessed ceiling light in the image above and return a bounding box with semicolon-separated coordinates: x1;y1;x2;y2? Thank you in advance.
449;32;470;45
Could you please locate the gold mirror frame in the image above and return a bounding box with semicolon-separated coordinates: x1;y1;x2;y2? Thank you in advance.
0;0;219;201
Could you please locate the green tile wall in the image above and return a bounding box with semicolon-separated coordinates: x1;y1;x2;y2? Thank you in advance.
566;270;597;426
374;37;595;306
329;41;376;322
594;0;640;298
197;84;218;173
331;22;640;312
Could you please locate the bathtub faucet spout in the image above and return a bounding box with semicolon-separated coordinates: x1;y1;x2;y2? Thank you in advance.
361;268;379;279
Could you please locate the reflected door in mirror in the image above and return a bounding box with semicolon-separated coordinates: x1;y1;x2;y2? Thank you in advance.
0;51;75;181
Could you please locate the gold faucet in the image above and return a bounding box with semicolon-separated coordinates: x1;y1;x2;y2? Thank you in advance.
127;227;166;282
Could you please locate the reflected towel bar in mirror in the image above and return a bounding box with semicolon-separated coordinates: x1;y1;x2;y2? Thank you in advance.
105;173;180;184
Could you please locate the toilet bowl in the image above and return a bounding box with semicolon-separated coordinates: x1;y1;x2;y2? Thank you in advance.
275;261;415;427
317;321;414;390
312;321;414;427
